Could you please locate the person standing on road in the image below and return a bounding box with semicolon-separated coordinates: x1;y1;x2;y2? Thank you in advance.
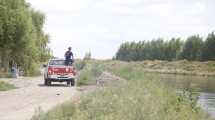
64;47;74;65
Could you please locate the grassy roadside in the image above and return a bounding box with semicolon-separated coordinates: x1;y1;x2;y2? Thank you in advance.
0;72;13;78
0;81;16;91
106;61;211;119
32;61;212;120
75;60;105;86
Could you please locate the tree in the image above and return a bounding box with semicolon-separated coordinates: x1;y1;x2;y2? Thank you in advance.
0;0;51;75
31;10;51;62
181;35;203;60
201;32;215;61
163;38;183;61
116;43;130;61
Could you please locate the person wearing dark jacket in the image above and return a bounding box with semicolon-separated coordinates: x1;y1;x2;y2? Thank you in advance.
65;47;74;65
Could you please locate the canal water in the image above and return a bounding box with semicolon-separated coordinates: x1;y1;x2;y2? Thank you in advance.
157;74;215;119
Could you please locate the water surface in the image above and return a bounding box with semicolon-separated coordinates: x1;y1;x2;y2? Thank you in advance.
155;74;215;119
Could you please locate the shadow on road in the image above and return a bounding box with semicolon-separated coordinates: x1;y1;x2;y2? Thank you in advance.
38;83;70;87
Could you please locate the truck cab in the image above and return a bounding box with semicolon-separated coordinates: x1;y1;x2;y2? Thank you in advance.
44;59;76;86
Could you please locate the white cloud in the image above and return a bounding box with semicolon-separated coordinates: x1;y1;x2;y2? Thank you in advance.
28;0;215;59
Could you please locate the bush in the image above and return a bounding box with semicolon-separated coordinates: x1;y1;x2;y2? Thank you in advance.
75;60;87;71
25;63;41;76
83;52;91;61
31;102;76;120
77;62;104;86
75;52;92;71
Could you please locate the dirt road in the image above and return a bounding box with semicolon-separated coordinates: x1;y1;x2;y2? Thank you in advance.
0;77;79;120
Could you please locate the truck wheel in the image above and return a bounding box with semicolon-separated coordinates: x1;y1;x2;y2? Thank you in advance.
44;79;48;86
67;81;71;86
47;79;51;86
70;79;75;86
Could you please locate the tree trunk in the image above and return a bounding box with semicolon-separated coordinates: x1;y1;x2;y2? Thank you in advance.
1;50;9;72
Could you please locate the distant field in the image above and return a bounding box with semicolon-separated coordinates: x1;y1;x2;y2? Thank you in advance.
108;60;215;76
32;60;212;120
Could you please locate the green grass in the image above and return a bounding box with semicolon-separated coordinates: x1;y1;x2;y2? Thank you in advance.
0;81;16;91
31;102;76;120
32;61;212;120
0;72;13;78
76;61;105;86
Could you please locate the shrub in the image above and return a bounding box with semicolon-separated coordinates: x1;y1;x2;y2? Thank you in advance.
77;62;104;86
31;103;76;120
75;52;92;71
25;63;41;76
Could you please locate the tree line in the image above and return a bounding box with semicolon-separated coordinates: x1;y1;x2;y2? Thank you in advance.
115;32;215;61
0;0;52;75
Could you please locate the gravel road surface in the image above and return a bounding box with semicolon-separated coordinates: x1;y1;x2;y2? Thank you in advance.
0;77;78;120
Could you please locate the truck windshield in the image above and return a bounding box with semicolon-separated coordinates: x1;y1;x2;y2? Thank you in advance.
49;60;65;66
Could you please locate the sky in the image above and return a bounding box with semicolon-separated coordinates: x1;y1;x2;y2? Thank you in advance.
27;0;215;59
